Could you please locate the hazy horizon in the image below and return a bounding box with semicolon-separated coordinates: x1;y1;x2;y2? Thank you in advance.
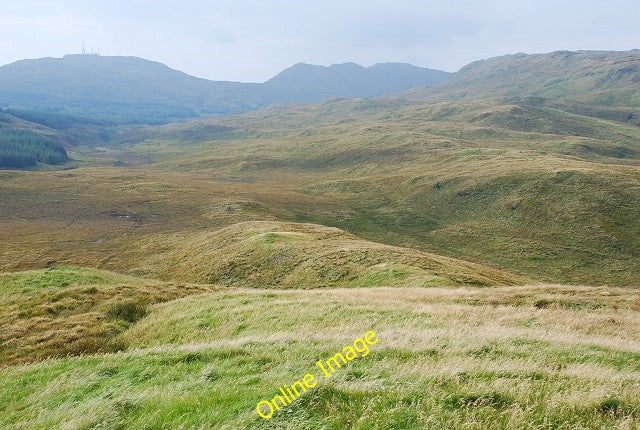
1;0;639;82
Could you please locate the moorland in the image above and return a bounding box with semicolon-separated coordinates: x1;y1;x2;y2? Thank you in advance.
1;49;639;429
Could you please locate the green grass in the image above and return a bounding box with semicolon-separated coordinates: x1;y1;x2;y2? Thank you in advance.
0;266;143;296
1;284;639;429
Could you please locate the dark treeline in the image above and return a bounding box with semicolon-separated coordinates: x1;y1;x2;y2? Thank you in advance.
0;129;68;168
4;108;77;129
2;105;197;128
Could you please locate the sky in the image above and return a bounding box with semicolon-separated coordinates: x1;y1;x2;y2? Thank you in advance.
1;0;639;83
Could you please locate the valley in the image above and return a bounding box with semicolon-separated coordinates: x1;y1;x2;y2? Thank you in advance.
2;95;640;285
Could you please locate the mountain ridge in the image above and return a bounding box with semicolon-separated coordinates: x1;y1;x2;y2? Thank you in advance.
0;55;451;121
403;49;640;107
265;61;450;102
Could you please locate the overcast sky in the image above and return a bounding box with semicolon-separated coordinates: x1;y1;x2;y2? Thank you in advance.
1;0;639;82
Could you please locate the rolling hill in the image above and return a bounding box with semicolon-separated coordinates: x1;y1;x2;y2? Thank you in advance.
2;93;639;285
0;55;450;164
136;221;527;287
59;83;636;286
0;266;216;365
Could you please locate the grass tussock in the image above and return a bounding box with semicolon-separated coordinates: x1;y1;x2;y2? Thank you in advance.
106;300;149;323
0;266;217;366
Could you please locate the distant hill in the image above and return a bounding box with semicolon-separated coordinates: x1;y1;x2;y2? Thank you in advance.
0;55;263;121
405;50;640;107
0;55;451;124
263;62;451;102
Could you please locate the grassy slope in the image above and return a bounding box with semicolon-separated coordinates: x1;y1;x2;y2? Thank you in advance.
404;50;640;107
135;221;527;288
1;282;639;429
0;221;525;367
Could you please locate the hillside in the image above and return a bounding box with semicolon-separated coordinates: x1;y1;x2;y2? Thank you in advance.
405;50;640;109
264;62;451;102
0;56;449;165
0;55;262;120
64;89;636;286
0;219;527;368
